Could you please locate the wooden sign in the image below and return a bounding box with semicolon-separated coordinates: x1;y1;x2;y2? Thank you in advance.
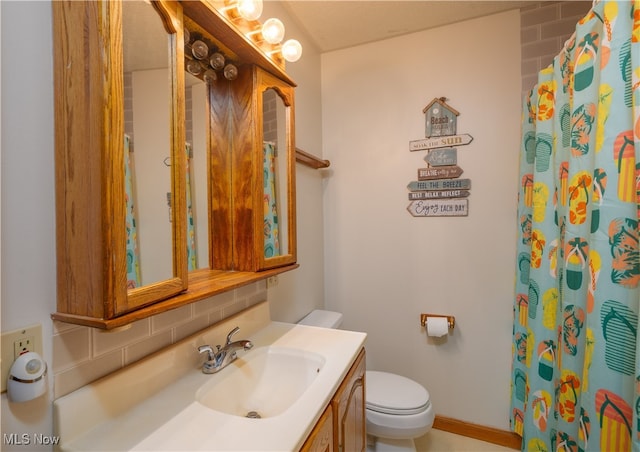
407;178;471;191
425;148;457;166
408;189;470;200
409;133;473;151
423;98;459;138
418;165;463;180
407;199;469;217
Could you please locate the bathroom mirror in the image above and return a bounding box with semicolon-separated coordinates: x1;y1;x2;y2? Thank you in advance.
185;72;211;270
255;71;296;270
123;0;173;286
122;0;188;308
262;88;289;258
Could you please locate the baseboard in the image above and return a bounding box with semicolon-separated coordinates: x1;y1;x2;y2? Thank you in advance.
433;415;522;450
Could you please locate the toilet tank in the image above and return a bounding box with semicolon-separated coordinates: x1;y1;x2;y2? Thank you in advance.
297;310;343;329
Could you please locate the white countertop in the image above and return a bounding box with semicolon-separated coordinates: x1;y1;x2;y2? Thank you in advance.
53;303;366;451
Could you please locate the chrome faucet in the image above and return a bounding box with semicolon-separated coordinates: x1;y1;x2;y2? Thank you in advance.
198;327;253;374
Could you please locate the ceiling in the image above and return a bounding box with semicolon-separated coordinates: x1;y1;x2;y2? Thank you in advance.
279;1;533;53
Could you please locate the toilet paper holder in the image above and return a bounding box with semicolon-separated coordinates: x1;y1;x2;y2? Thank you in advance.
420;313;455;330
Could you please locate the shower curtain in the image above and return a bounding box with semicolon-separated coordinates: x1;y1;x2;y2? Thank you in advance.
125;134;141;288
186;143;197;270
263;141;280;258
510;1;639;451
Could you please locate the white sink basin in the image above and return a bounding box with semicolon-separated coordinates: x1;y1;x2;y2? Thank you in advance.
196;346;326;418
53;302;367;451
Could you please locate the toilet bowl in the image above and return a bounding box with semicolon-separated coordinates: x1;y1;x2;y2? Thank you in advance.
298;310;434;452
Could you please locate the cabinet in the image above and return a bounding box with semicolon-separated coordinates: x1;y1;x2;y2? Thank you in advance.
51;0;298;329
213;65;296;272
332;349;366;452
302;349;366;452
301;405;334;452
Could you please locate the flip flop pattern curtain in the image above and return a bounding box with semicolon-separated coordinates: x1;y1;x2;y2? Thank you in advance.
510;1;640;451
125;134;142;288
263;141;280;258
186;143;197;270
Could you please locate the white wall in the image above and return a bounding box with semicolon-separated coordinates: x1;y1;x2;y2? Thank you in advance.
321;10;521;429
262;1;327;325
1;1;56;448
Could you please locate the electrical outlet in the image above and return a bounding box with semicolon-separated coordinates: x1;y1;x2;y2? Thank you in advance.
267;276;279;288
1;324;43;393
14;335;35;358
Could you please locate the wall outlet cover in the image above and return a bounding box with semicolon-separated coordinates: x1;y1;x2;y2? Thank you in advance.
1;324;43;393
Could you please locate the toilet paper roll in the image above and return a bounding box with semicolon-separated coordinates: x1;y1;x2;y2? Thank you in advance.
426;317;449;337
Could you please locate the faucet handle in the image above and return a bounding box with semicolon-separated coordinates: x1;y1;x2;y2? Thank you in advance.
226;326;240;345
198;345;215;361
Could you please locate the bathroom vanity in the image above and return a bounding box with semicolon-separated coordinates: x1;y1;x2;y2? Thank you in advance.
53;302;367;451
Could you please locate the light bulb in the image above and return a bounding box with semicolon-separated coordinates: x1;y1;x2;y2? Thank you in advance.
191;40;209;60
209;52;226;71
281;39;302;62
186;59;202;76
261;18;285;44
224;63;238;80
203;70;217;84
237;0;262;21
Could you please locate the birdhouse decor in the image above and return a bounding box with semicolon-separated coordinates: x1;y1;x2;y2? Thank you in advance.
406;97;474;217
424;97;458;138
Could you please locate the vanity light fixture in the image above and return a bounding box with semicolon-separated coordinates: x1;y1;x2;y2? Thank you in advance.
215;2;302;64
184;28;238;83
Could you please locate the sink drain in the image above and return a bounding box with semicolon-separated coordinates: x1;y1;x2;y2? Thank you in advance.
245;411;262;419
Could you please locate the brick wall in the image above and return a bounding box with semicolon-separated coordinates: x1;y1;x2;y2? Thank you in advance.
520;1;593;93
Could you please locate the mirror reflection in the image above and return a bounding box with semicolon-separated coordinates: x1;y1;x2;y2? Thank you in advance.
123;1;174;287
185;72;210;269
262;88;289;259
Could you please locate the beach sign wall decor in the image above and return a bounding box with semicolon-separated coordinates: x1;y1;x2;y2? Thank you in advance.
407;97;473;217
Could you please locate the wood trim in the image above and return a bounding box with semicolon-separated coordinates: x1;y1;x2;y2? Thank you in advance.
433;415;522;450
296;148;330;169
52;264;299;329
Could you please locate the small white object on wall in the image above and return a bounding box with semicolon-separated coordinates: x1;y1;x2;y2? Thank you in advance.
7;351;47;402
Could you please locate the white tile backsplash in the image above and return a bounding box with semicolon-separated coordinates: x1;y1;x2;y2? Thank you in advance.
52;326;91;373
151;305;192;332
52;283;268;398
92;319;151;357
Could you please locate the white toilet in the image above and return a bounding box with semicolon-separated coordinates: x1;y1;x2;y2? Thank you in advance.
298;310;434;452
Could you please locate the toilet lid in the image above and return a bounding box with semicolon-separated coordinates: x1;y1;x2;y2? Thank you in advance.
366;371;430;415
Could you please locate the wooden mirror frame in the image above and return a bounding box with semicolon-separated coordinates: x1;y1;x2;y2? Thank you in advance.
53;0;187;320
52;0;298;329
253;69;297;270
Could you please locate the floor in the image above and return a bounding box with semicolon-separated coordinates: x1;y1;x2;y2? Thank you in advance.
413;429;517;451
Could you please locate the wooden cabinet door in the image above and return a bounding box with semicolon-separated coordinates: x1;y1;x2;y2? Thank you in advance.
301;404;334;452
332;349;366;452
